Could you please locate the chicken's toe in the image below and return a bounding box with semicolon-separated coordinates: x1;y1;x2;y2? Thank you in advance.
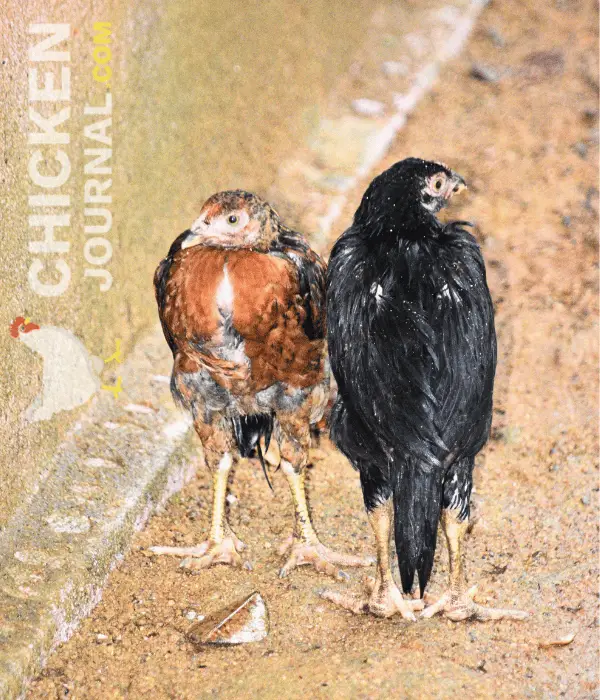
279;540;372;580
421;585;530;621
150;537;249;572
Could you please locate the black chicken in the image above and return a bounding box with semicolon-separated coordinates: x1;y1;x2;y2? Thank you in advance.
322;158;529;621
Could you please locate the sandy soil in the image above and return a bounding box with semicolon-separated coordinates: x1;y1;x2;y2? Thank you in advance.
27;0;599;698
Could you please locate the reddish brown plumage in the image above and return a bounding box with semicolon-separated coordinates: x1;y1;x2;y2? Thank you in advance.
151;191;373;579
160;246;325;394
154;190;328;428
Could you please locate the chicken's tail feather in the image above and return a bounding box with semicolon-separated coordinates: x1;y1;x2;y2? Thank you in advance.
393;458;444;596
231;413;274;492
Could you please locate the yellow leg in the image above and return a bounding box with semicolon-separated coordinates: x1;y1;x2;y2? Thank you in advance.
444;509;469;602
421;508;529;621
150;444;247;571
278;460;373;578
282;460;319;545
208;453;232;542
320;501;422;620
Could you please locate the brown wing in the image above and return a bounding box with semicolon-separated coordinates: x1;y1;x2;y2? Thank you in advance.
156;245;325;394
227;251;325;391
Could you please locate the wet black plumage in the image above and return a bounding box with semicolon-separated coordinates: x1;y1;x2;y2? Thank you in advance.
327;158;496;595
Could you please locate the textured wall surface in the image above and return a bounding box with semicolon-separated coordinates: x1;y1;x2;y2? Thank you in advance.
0;0;376;528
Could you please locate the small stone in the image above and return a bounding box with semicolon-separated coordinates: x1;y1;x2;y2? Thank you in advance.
85;457;117;469
96;633;109;642
561;215;571;228
351;98;385;118
382;61;408;77
549;464;561;472
226;494;238;505
538;631;576;648
471;63;502;83
583;107;599;124
522;50;565;81
124;403;156;415
187;592;269;646
46;512;91;534
500;426;521;444
487;27;505;48
573;142;588;159
581;494;590;506
150;374;170;384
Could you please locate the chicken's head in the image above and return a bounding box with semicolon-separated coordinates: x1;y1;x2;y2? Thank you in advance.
10;316;40;339
355;158;467;234
182;190;279;252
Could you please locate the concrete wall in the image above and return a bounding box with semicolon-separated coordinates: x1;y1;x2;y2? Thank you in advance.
0;0;375;527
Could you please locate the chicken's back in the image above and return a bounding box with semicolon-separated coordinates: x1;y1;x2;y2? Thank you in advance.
327;222;496;593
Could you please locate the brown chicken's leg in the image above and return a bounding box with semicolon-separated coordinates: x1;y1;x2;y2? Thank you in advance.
149;422;247;571
421;508;529;621
320;500;423;620
277;418;373;579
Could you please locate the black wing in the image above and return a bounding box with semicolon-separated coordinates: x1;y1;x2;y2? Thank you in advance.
153;229;191;356
269;226;326;341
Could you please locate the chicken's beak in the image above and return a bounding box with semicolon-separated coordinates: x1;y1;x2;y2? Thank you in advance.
181;218;208;249
447;173;467;199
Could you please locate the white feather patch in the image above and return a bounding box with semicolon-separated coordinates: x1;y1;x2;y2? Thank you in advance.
216;264;234;312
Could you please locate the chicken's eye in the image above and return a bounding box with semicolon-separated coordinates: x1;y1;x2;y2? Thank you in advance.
434;179;443;191
227;214;239;225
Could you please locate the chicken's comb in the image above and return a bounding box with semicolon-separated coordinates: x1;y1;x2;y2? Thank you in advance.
9;316;25;338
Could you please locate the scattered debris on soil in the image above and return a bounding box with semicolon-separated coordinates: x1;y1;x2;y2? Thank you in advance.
187;592;269;646
471;62;505;83
537;631;577;649
351;98;386;117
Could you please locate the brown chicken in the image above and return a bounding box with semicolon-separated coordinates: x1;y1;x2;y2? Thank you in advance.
150;190;371;578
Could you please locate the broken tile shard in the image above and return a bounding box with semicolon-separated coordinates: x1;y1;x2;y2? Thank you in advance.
187;592;269;646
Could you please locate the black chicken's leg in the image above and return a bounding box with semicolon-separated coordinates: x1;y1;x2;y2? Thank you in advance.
320;500;423;619
421;508;529;621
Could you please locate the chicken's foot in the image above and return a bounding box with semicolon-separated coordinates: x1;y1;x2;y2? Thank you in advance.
149;452;248;571
278;460;373;579
421;508;529;621
319;501;421;619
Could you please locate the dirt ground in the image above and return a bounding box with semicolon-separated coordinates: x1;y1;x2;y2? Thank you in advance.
27;0;599;698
